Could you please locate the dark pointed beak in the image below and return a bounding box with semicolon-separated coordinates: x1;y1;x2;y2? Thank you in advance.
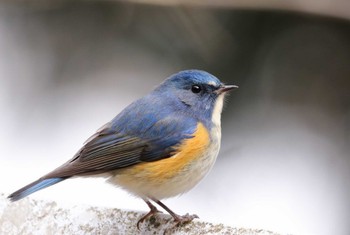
216;84;239;94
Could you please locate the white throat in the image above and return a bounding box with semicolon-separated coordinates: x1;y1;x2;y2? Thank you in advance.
212;94;225;127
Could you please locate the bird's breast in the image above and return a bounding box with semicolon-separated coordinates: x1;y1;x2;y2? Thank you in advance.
110;122;221;199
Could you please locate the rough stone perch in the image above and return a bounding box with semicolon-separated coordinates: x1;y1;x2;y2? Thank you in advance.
0;194;280;235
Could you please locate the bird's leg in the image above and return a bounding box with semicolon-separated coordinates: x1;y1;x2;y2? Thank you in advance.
137;199;162;229
151;199;199;226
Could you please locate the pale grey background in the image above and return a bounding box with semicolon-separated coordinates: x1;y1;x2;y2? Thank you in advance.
1;2;349;235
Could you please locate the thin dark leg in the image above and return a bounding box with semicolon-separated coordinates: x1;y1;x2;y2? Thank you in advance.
151;198;199;225
137;199;162;229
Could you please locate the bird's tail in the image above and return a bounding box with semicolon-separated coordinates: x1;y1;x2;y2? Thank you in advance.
8;177;67;202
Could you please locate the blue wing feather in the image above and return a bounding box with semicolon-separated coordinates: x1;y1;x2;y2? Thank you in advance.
39;93;198;178
112;93;197;161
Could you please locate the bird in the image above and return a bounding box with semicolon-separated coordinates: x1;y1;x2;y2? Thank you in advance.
8;69;238;228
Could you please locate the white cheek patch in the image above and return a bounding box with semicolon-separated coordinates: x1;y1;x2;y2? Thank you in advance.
212;94;224;126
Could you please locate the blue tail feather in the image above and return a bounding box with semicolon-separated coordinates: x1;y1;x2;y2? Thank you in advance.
8;177;66;202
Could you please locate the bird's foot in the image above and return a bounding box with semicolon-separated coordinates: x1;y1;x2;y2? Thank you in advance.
163;213;199;234
137;205;162;229
173;213;199;226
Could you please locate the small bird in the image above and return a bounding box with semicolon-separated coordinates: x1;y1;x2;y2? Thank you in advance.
8;70;238;228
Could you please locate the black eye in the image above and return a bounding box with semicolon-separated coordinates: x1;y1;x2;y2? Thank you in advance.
191;85;201;93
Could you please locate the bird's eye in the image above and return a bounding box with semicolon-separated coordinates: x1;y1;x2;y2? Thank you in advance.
191;85;202;93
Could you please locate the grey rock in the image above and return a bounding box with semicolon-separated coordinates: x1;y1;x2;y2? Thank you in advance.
0;193;281;235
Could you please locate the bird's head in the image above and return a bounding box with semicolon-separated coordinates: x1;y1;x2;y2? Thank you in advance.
156;70;238;126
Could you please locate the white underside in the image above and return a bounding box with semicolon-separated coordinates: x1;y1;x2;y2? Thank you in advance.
108;129;221;200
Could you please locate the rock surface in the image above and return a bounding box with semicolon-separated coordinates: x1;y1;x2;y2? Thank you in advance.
0;193;281;235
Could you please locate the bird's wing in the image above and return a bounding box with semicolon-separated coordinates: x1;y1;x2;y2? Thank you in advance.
44;116;197;178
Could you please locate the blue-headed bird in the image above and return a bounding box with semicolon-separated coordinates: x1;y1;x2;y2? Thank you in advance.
8;70;238;228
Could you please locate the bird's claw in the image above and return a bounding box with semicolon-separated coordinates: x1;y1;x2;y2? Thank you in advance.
137;208;162;229
173;213;199;226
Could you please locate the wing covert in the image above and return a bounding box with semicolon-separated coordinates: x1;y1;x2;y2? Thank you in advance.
44;115;197;178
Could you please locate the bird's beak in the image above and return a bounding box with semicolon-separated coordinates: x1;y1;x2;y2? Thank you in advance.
216;84;239;94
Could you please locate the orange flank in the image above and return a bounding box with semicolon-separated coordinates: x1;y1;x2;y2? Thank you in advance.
116;122;210;184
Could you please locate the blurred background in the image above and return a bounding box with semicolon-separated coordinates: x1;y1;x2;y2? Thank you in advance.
1;1;349;235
